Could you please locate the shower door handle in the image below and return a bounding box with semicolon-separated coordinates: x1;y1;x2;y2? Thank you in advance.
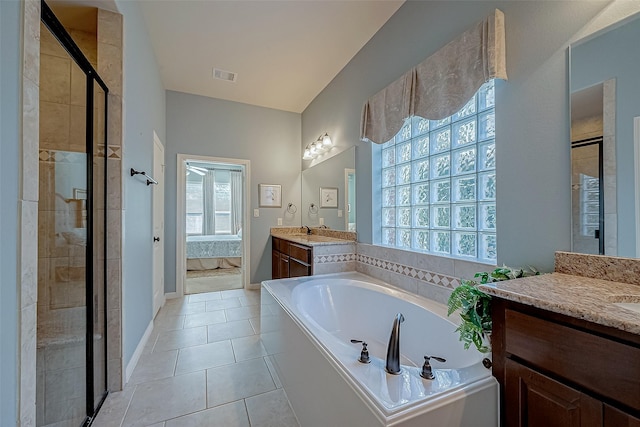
154;236;160;242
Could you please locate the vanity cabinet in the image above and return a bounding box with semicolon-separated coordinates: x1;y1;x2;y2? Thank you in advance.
271;237;312;279
492;298;640;427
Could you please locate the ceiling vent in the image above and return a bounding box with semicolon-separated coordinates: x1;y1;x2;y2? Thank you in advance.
213;68;237;83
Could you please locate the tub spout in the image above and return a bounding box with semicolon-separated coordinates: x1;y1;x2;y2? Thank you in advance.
385;313;405;375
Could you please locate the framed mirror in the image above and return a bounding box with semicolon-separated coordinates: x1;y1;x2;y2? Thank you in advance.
301;147;356;231
570;11;640;257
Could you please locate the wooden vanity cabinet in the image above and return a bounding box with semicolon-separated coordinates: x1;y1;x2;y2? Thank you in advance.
492;298;640;427
271;237;312;279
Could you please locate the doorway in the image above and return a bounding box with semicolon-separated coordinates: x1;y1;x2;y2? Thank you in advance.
176;155;250;296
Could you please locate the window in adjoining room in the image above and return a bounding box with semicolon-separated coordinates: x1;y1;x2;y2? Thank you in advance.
379;80;496;263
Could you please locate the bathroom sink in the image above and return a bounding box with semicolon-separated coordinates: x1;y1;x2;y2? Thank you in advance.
605;295;640;315
613;302;640;315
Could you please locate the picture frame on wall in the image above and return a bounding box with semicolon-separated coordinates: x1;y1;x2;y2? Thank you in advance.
319;187;338;208
259;184;282;207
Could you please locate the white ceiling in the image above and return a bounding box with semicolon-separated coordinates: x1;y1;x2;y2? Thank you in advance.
138;0;404;113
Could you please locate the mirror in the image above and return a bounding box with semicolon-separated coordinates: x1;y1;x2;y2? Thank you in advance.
570;12;640;257
302;147;356;231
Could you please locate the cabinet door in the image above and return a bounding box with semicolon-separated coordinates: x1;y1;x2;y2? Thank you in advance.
289;258;311;278
505;359;602;427
604;405;640;427
279;253;290;278
272;250;280;279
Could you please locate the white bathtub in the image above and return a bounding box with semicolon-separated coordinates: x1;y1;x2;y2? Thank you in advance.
261;272;499;427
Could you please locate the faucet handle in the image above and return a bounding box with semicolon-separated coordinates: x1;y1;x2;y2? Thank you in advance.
420;355;446;380
350;339;371;364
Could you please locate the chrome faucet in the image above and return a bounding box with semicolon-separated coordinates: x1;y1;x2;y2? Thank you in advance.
385;313;405;375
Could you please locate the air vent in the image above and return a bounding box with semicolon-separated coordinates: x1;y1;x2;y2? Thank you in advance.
213;68;237;82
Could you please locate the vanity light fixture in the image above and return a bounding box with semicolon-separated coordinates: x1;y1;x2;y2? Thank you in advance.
303;133;333;160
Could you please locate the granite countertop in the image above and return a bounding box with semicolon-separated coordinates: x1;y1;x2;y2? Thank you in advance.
479;273;640;335
271;232;354;247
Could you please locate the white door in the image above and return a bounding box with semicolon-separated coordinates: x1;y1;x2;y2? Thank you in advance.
152;133;165;317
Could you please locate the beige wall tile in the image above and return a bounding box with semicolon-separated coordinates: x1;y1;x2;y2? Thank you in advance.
69;29;98;66
23;78;40;202
107;258;122;309
40;54;71;104
107;94;122;147
107;159;122;210
70;63;87;107
107;357;123;391
23;0;41;85
69;105;87;153
21;201;39;307
40;102;70;150
106;209;122;260
98;10;123;48
107;308;122;361
20;303;37;427
98;42;122;97
40;22;67;58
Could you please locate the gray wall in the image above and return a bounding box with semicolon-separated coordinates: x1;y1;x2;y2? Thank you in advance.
117;0;167;366
165;91;301;287
302;1;609;272
571;16;640;257
0;1;21;423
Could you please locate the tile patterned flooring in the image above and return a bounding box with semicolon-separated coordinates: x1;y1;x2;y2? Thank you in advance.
92;288;299;427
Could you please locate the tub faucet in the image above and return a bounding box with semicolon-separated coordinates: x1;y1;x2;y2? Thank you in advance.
385;313;405;375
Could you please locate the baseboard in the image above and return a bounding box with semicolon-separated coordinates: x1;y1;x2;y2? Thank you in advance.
165;292;178;299
125;319;154;383
247;282;261;290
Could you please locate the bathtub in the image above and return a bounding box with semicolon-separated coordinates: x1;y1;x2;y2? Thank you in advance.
260;272;499;427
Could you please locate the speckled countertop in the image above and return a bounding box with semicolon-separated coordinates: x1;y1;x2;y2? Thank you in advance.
271;233;354;247
479;273;640;335
271;226;356;247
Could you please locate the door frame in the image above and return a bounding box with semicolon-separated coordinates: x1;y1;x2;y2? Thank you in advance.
152;132;165;316
344;168;355;231
176;153;251;297
635;116;640;257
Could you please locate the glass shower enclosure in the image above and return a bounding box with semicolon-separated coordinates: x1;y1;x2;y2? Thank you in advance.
37;2;109;425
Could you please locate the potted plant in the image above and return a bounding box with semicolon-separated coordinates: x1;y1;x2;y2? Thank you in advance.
447;266;539;353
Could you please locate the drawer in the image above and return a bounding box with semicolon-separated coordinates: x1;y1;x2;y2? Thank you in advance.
273;237;289;254
289;243;311;264
505;309;640;411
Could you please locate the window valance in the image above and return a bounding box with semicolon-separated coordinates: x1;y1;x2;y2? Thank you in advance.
360;9;507;144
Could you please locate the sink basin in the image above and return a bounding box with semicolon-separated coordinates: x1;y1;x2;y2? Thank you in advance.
613;302;640;315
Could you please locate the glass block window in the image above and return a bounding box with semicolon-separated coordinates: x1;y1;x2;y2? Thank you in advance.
380;80;496;262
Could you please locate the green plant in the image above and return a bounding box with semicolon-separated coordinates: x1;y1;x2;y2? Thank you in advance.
447;266;539;353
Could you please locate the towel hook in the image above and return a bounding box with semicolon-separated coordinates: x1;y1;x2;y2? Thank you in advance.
286;203;297;214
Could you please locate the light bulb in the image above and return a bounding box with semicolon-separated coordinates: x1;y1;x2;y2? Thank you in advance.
322;133;332;147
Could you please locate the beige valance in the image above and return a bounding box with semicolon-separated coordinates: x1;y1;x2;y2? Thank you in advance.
360;9;507;144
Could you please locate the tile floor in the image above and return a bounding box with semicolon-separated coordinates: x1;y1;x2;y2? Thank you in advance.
92;288;300;427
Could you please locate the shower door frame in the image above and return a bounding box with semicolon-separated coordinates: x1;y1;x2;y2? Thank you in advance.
41;1;110;423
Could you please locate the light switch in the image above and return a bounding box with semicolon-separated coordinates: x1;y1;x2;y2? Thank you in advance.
277;218;283;225
319;218;324;225
337;210;343;218
254;209;260;218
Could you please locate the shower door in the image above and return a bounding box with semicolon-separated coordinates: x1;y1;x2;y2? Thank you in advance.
37;2;109;425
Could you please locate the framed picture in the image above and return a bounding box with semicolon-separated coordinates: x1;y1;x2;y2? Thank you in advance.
319;187;338;208
259;184;282;207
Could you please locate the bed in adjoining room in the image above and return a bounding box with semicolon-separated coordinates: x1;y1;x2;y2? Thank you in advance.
186;234;242;270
